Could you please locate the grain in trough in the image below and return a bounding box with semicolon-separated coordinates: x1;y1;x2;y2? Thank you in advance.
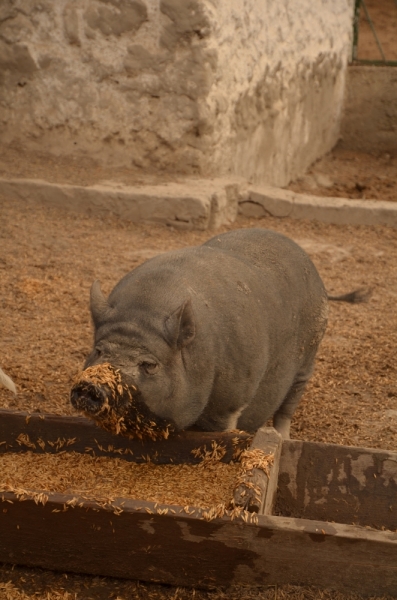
0;409;396;596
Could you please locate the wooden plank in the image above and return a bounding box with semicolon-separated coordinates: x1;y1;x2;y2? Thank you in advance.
1;491;396;596
0;409;251;464
2;410;397;595
276;439;397;530
232;427;282;514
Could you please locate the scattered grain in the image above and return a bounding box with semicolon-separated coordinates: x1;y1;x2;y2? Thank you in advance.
0;451;240;510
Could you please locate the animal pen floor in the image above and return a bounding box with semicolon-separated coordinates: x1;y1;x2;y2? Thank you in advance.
286;146;397;203
1;191;396;600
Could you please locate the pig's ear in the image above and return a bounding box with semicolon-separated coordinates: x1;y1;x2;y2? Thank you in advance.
90;280;111;325
164;298;196;349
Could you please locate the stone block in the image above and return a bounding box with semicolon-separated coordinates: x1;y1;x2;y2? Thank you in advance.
84;0;148;37
0;4;17;21
0;177;245;230
0;41;37;75
124;45;167;74
0;0;355;187
0;13;33;43
63;4;81;46
160;0;211;50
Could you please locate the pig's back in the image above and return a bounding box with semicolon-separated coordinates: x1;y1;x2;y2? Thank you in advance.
203;228;327;323
204;228;318;283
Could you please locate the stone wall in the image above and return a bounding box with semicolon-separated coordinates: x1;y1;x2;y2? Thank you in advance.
0;0;354;186
340;66;397;154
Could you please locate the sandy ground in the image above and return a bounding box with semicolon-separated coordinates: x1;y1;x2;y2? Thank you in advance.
0;197;396;600
286;146;396;202
356;0;397;62
1;573;395;600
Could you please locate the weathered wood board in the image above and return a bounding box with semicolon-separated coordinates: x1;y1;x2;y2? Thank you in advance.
233;427;282;514
1;409;397;597
1;491;397;594
0;409;251;464
276;439;397;530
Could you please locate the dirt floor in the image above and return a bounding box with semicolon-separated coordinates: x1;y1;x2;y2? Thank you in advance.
1;573;395;600
0;197;396;600
2;571;395;600
286;145;396;202
356;0;397;62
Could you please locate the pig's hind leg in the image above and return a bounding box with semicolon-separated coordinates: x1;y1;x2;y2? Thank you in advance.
272;363;315;439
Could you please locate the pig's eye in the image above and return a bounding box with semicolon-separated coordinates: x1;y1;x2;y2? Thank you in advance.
139;361;158;375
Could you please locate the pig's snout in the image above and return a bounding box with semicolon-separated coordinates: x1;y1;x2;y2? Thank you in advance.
70;382;107;415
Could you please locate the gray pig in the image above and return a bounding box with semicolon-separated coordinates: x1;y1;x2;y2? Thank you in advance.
71;228;360;439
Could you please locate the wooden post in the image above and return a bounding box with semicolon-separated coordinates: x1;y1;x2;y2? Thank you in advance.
232;427;282;514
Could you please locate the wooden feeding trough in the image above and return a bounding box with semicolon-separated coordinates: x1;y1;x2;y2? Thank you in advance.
0;409;396;596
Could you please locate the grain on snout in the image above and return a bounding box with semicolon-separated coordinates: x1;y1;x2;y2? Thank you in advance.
71;363;173;441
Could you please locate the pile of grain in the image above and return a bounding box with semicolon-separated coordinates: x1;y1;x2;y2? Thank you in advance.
0;451;240;509
71;363;174;441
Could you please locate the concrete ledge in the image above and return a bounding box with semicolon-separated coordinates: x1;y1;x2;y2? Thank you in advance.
0;177;245;231
1;176;396;229
241;186;397;228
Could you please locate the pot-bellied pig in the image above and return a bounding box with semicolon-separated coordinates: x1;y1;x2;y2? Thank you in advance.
71;228;367;439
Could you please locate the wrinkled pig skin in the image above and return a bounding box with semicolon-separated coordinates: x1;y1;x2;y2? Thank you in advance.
72;228;329;439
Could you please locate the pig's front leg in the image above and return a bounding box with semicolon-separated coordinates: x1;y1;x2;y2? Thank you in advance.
272;364;314;439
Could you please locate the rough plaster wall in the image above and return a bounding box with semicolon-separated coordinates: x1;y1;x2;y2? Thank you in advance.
203;0;355;185
0;0;354;185
340;66;397;153
0;0;213;173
